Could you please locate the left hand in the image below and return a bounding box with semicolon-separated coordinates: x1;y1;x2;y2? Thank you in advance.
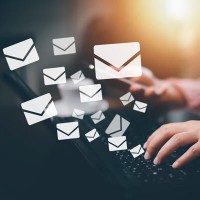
143;120;200;168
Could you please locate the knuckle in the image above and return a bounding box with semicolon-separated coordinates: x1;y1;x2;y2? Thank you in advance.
190;147;199;155
172;134;182;145
147;144;156;153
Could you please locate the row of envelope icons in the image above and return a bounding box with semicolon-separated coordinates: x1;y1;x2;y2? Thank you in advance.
3;38;143;81
21;92;148;125
57;121;145;156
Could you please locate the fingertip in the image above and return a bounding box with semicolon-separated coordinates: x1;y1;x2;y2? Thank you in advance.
172;161;180;169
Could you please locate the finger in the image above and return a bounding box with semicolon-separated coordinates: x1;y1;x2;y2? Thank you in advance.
129;83;145;92
153;132;198;165
172;142;200;169
144;124;188;159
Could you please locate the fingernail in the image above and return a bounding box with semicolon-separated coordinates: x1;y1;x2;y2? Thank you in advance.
153;157;160;165
172;162;179;169
144;152;151;160
143;142;147;149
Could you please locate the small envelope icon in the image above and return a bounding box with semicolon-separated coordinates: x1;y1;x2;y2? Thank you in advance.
94;42;142;80
130;144;145;158
3;38;39;70
72;109;85;120
43;67;66;85
85;128;100;142
21;93;57;125
53;37;76;56
108;136;127;151
133;101;147;113
91;110;105;124
56;122;80;140
105;114;130;137
70;70;85;84
120;92;134;106
79;84;102;103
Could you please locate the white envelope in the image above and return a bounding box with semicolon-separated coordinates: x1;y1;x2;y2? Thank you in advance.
120;92;134;106
79;84;102;103
72;109;85;120
43;67;66;85
56;122;80;140
3;38;39;70
130;144;145;158
70;70;85;84
94;42;142;80
91;110;105;124
105;114;130;137
108;136;127;151
85;128;100;142
133;101;147;113
21;93;57;125
53;37;76;56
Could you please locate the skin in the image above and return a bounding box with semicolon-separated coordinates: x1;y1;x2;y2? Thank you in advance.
129;67;200;168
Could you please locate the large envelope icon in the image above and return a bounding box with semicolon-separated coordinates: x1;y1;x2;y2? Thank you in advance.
105;114;130;137
53;37;76;56
133;101;147;113
3;38;39;70
79;84;102;103
43;67;67;85
56;122;80;140
70;70;85;84
130;144;145;158
108;136;127;151
72;109;85;120
120;92;134;106
91;110;105;124
85;128;100;142
94;42;142;80
21;93;57;125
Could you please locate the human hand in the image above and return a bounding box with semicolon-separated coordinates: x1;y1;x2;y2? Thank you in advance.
129;67;186;107
144;120;200;168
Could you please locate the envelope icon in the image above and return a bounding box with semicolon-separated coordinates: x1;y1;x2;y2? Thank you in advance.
72;109;85;120
91;110;105;124
108;136;127;151
105;114;130;137
79;84;102;103
56;122;80;140
70;70;85;84
94;42;142;80
120;92;134;106
43;67;66;85
3;38;39;70
85;128;100;142
130;144;145;158
53;37;76;56
21;93;57;125
133;101;147;113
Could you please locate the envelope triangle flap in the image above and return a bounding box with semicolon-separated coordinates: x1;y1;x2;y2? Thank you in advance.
21;93;52;114
57;122;78;134
135;101;147;109
73;109;84;116
43;67;65;79
91;111;102;119
85;129;97;138
120;92;132;101
71;70;82;79
94;42;140;69
79;84;101;97
53;37;75;50
108;136;126;147
3;39;34;59
130;145;142;154
105;114;122;134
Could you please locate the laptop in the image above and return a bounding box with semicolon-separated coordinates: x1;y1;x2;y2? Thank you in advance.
4;70;200;198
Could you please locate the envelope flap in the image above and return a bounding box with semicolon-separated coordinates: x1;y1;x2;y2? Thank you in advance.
43;67;65;79
3;38;34;59
79;84;101;97
53;37;75;50
91;111;102;119
130;145;142;154
120;92;132;101
21;93;52;114
94;42;140;68
85;129;97;138
57;122;78;134
71;70;82;79
108;136;126;147
73;109;84;116
135;101;147;109
105;114;122;134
